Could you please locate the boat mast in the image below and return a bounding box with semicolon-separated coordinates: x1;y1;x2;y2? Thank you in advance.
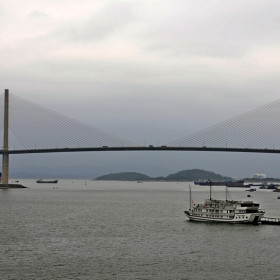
189;184;192;210
225;184;228;201
209;179;212;200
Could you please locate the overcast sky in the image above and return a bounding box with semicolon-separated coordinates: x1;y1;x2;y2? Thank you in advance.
2;0;280;178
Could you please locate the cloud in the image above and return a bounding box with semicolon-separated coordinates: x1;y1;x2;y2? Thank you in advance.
52;1;138;42
0;0;280;178
28;10;50;21
1;0;280;124
140;0;280;58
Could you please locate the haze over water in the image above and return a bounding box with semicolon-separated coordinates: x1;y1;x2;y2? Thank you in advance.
0;180;279;279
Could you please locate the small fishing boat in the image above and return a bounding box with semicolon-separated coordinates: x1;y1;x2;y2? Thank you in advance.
273;186;280;192
246;188;256;192
267;184;278;189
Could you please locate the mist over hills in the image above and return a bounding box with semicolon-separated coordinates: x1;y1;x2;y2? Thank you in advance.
10;162;173;179
11;166;232;181
8;151;280;180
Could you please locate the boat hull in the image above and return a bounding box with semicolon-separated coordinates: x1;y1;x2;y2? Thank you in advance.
36;180;58;184
185;211;264;223
194;180;245;187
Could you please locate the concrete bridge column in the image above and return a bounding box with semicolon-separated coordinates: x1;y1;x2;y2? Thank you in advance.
2;89;9;184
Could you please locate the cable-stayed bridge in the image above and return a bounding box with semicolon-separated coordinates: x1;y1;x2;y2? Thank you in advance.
1;91;280;154
1;89;280;185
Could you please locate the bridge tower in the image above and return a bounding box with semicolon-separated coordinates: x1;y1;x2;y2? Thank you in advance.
2;89;9;184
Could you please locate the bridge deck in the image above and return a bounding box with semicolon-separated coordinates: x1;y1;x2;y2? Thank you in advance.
1;147;280;154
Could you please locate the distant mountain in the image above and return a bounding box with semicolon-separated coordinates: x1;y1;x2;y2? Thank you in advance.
95;172;152;181
160;169;232;181
95;169;233;181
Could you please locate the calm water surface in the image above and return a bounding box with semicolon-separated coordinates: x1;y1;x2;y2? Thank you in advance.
0;180;280;280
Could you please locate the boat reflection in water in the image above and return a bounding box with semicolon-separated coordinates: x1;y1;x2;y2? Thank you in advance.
185;181;265;223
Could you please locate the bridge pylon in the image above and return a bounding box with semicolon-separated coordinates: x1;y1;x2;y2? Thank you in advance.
1;89;26;188
2;89;9;184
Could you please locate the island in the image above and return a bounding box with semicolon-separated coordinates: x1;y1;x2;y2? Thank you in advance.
94;169;233;181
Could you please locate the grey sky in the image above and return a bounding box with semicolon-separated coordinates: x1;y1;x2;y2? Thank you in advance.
2;0;280;178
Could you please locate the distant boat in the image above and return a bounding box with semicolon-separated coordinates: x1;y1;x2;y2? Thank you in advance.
246;188;256;192
36;179;58;184
260;184;280;190
273;186;280;192
267;184;279;189
194;180;245;187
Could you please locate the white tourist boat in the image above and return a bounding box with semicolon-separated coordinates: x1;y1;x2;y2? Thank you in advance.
185;182;265;223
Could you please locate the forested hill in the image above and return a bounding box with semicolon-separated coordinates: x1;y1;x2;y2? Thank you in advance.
95;169;232;181
161;169;232;181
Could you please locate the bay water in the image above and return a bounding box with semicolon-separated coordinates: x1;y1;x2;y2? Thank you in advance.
0;180;279;280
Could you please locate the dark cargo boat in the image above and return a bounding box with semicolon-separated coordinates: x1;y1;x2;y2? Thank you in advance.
194;180;246;187
36;179;58;184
